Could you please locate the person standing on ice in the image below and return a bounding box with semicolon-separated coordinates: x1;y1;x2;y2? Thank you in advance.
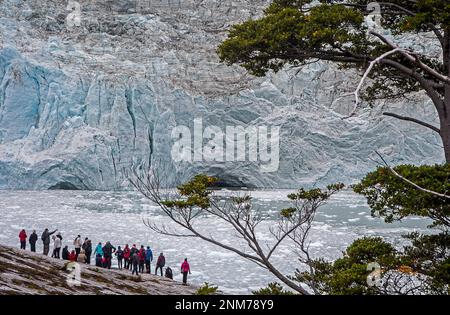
19;229;27;250
155;253;165;276
73;235;82;258
115;246;124;270
123;244;131;270
145;246;153;274
41;228;57;256
29;230;38;252
131;251;140;276
181;258;191;285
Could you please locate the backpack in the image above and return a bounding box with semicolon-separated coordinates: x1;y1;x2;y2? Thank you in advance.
165;267;173;279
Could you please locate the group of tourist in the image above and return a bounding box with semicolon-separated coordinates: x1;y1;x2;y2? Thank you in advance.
18;228;192;285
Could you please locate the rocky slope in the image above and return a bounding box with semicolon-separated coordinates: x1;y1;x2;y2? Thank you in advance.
0;244;197;295
0;0;444;189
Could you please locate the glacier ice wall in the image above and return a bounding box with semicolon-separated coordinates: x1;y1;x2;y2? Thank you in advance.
0;0;445;190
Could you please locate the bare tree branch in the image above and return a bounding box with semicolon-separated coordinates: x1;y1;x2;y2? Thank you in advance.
126;166;344;295
382;112;440;133
375;151;450;200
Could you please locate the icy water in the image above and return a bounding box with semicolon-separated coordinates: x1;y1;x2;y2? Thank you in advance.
0;189;430;294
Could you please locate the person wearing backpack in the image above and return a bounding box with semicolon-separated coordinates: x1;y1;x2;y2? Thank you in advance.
115;246;124;270
19;229;27;250
145;246;153;274
181;258;191;285
165;267;173;280
130;244;138;270
155;253;165;276
29;230;38;252
131;251;139;276
41;228;57;256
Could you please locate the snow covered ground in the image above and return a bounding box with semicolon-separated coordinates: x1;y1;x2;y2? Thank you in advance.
0;189;430;294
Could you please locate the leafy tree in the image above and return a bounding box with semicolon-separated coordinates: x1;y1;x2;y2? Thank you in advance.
292;235;449;295
131;168;449;294
353;164;450;227
294;237;399;295
218;0;450;162
129;168;344;295
253;282;295;295
351;164;450;294
195;282;219;295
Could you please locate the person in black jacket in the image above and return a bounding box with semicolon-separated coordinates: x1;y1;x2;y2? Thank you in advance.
102;241;116;269
165;267;173;279
131;252;139;276
83;239;92;265
115;246;124;270
29;230;38;252
41;228;57;256
62;246;70;260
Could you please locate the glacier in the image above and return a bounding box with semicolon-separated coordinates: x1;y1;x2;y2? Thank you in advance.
0;0;445;190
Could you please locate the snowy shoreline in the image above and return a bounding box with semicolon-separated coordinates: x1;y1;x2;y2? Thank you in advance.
0;190;430;294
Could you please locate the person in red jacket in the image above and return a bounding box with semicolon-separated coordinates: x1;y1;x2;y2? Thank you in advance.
123;244;131;270
69;250;77;262
19;229;27;250
138;246;146;273
181;258;191;285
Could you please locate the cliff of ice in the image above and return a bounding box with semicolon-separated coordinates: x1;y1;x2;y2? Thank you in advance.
0;0;444;189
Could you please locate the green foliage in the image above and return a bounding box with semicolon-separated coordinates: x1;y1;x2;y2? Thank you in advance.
162;174;217;209
218;2;368;76
252;282;295;295
353;164;450;227
195;282;219;295
287;183;345;202
218;0;448;102
295;237;400;295
402;232;450;294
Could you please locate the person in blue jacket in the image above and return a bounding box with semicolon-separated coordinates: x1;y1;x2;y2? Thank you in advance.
145;246;153;274
94;242;103;267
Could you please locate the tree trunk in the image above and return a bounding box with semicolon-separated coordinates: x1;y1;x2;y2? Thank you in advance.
440;119;450;163
442;29;450;164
